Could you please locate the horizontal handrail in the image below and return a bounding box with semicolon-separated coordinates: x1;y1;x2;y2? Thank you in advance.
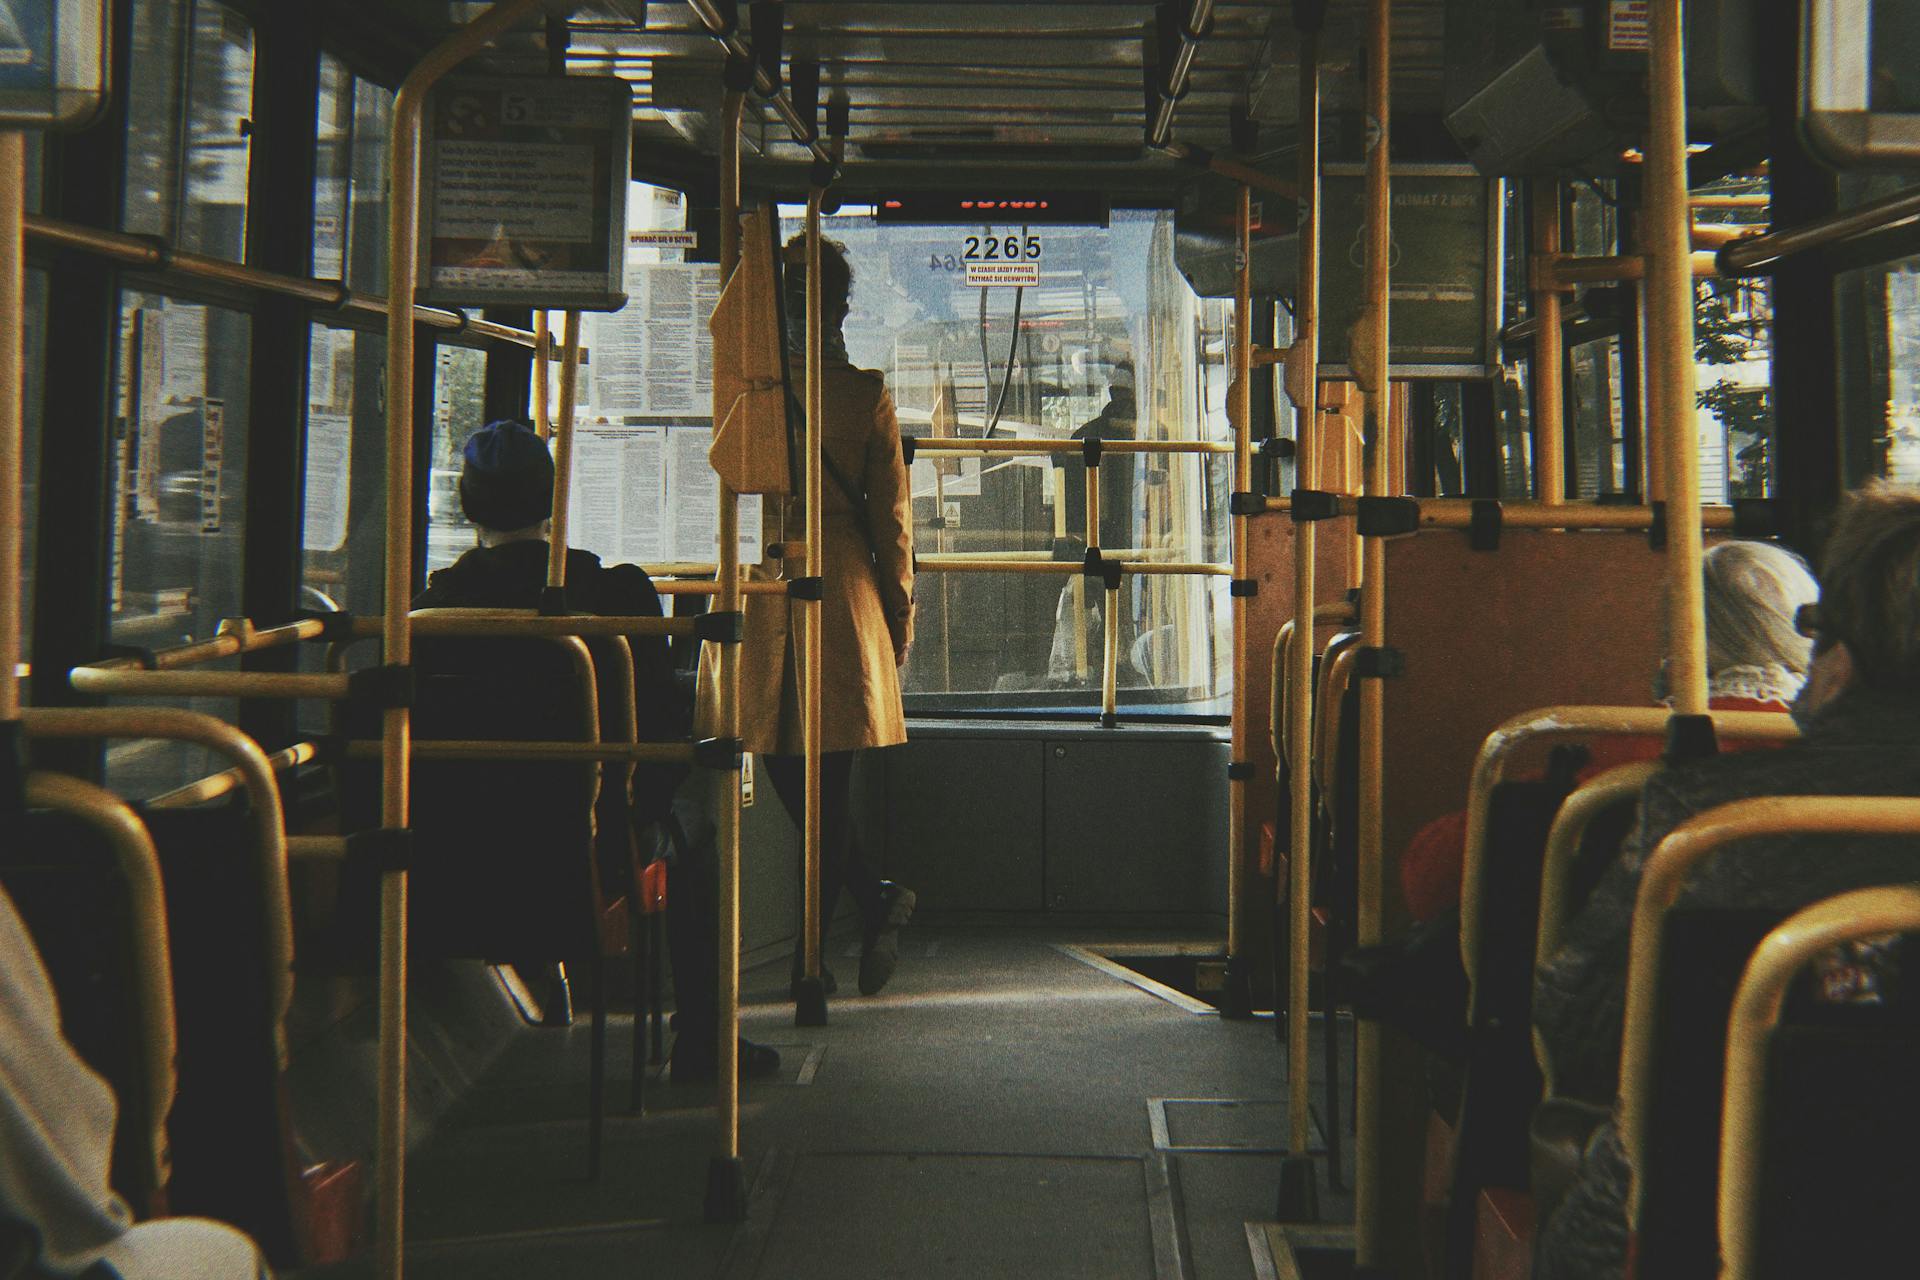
25;214;536;346
340;738;696;764
1718;184;1920;277
71;669;351;699
84;617;330;672
911;437;1234;456
345;609;694;641
1260;495;1743;532
146;741;319;810
913;555;1232;576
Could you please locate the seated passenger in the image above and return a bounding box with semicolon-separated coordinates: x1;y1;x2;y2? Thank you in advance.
1533;485;1920;1280
417;419;775;1082
1399;539;1818;923
0;884;267;1279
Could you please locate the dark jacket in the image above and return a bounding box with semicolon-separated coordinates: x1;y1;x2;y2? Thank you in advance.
414;540;688;822
1061;390;1138;554
1533;685;1920;1280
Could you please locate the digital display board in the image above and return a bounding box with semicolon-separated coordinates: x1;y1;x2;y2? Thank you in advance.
874;190;1110;226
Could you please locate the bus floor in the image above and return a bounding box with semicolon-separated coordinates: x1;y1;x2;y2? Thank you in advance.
294;925;1355;1280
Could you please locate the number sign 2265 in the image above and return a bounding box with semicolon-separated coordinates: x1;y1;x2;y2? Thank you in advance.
931;235;1042;271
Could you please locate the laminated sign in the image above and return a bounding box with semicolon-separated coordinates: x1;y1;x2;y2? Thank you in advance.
420;76;633;310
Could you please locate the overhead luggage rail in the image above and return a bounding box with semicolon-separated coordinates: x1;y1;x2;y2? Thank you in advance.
1718;883;1920;1280
1717;184;1920;277
18;772;177;1200
24;214;537;347
683;0;837;170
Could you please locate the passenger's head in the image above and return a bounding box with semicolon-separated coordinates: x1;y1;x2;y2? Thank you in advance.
1800;483;1920;708
458;419;554;540
1702;541;1818;680
782;234;854;329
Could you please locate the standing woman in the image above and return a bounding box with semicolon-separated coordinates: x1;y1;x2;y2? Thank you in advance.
743;235;916;996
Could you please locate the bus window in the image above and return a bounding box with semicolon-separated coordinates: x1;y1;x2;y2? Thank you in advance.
1838;252;1920;487
774;207;1232;716
424;346;491;576
121;0;254;262
300;60;396;623
104;292;252;794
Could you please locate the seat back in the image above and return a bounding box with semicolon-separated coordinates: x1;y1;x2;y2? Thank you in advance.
1750;1005;1920;1279
0;812;155;1216
1633;907;1786;1280
138;805;299;1265
337;635;601;963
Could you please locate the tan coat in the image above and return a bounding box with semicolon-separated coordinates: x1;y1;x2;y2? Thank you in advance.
734;361;915;755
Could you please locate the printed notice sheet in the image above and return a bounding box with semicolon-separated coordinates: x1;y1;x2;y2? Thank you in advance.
567;421;761;568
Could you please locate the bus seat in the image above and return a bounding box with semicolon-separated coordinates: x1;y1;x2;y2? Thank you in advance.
1;812;159;1218
1746;1006;1920;1279
334;633;623;1179
1630;907;1786;1280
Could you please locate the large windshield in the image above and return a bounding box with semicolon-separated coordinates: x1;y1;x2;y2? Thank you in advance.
783;207;1234;717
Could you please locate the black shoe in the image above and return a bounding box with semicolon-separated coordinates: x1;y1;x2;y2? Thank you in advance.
669;1035;782;1085
788;963;837;1000
859;883;916;996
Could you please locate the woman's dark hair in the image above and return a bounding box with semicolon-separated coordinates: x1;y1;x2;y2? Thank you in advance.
782;233;853;324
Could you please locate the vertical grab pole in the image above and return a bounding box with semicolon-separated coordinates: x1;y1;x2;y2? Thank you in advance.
380;3;543;1272
1647;0;1709;719
0;131;22;729
1284;0;1323;1188
798;186;827;1014
1226;183;1254;1007
1354;0;1392;1265
1532;182;1567;504
706;84;749;1217
532;311;551;438
545;312;583;596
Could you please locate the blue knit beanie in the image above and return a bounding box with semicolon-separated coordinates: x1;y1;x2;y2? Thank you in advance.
459;420;555;532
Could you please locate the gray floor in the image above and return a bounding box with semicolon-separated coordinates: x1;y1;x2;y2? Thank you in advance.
312;926;1354;1279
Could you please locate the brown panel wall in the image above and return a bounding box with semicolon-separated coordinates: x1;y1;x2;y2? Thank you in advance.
1379;527;1677;929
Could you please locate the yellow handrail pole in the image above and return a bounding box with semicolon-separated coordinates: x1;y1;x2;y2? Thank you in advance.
1227;182;1253;984
1647;0;1708;718
1354;0;1392;1262
532;311;550;438
1533;181;1567;503
380;4;542;1271
1719;884;1920;1280
545;310;583;593
0;131;21;726
799;184;826;1008
712;84;747;1201
1101;574;1120;722
1615;797;1920;1243
22;773;176;1198
1285;4;1323;1166
934;463;952;691
147;740;318;810
1051;460;1068;539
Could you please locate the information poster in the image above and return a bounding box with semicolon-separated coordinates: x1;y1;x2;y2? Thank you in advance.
586;262;722;418
420;76;632;310
567;421;761;568
303;411;351;552
1317;165;1502;378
